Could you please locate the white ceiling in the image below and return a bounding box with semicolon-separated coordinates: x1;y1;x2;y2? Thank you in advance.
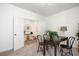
11;3;79;16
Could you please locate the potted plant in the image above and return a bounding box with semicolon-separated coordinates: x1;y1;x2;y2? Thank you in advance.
76;32;79;52
47;31;59;41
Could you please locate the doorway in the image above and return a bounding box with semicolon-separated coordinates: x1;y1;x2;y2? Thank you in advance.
13;17;44;51
24;19;38;46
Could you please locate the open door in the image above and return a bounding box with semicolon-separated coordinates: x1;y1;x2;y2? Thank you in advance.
13;16;24;51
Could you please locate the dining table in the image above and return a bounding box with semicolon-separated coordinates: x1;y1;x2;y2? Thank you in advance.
43;36;68;56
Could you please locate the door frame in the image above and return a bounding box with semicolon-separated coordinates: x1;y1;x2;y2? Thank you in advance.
13;16;39;51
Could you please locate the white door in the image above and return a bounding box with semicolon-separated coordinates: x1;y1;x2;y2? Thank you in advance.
13;16;24;51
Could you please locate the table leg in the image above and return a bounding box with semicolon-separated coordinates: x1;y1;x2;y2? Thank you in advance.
54;46;57;56
43;40;45;56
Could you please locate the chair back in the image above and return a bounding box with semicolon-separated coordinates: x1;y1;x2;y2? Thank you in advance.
43;34;49;40
37;35;43;42
68;36;75;48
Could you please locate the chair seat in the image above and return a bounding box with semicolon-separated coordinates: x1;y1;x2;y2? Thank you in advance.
60;44;71;49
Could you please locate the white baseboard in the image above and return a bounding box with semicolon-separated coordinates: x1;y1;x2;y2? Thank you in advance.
0;48;13;53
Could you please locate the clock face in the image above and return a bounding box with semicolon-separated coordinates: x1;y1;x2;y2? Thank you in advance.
25;24;31;31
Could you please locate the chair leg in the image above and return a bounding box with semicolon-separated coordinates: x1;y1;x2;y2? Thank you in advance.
46;45;49;50
37;45;40;52
60;48;73;56
60;47;62;52
60;48;63;56
60;47;62;53
70;49;73;56
48;46;52;56
37;45;43;53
